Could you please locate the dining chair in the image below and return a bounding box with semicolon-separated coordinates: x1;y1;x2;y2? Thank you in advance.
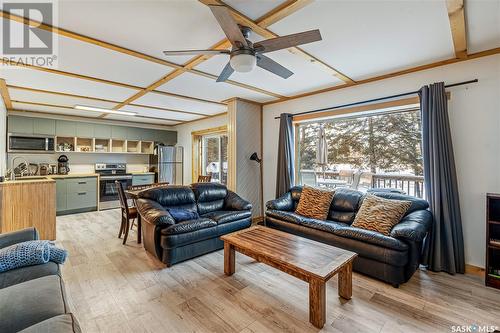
116;181;138;245
198;175;212;182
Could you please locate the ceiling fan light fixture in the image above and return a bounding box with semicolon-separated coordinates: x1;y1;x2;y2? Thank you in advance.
230;53;256;73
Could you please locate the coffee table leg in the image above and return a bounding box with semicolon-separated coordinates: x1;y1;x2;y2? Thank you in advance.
338;261;353;299
224;242;235;276
309;278;326;328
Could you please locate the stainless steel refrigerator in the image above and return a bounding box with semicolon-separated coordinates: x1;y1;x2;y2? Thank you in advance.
149;146;183;185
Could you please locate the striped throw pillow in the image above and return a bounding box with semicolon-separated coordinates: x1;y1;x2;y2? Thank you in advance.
351;194;411;236
295;185;335;220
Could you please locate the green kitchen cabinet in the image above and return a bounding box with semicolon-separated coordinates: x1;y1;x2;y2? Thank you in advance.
56;179;67;213
156;130;177;145
132;174;155;186
126;127;142;140
56;120;76;137
8;116;34;134
56;176;97;215
94;124;111;138
33;118;56;135
76;122;94;138
141;129;156;142
111;126;127;139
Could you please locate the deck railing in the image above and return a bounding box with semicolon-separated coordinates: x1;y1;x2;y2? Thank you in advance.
298;170;425;198
371;174;425;198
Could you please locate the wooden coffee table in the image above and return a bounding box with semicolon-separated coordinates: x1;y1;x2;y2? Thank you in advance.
221;226;357;329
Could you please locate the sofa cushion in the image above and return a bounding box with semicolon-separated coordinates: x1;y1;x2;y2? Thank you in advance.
202;210;252;225
295;185;335;220
0;261;59;289
139;186;197;211
19;314;81;333
191;183;228;214
328;188;364;224
0;275;68;332
352;195;411;236
161;218;217;235
266;217;409;266
168;208;200;222
371;191;429;215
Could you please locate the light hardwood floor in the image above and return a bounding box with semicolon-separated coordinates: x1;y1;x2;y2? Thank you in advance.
57;209;500;333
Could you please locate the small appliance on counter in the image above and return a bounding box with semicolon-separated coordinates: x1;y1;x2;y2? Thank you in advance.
39;163;49;176
57;155;70;175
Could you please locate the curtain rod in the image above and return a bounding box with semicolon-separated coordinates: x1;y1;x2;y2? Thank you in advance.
274;79;478;119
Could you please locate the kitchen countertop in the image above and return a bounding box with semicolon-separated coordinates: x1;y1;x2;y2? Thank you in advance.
131;172;155;175
0;178;56;185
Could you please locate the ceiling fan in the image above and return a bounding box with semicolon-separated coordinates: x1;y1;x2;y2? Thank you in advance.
163;5;322;82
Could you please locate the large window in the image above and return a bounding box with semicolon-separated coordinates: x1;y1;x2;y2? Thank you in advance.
297;108;424;197
200;133;228;184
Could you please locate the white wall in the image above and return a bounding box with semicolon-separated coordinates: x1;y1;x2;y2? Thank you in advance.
231;100;262;217
174;114;228;185
263;54;500;268
0;99;6;176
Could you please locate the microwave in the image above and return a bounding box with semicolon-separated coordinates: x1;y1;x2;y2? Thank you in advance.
8;134;55;152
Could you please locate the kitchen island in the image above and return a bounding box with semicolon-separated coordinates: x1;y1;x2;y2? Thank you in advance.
0;178;56;240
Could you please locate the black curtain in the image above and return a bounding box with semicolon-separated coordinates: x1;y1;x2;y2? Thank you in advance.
420;82;465;274
276;113;294;197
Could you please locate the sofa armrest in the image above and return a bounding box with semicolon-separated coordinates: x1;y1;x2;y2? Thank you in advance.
266;192;294;211
136;199;175;226
0;227;39;249
225;191;252;211
390;210;433;243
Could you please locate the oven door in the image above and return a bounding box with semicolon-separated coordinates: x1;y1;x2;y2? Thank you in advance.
99;176;132;203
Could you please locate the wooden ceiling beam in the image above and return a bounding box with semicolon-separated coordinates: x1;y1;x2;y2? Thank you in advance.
6;85;209;117
0;58;225;106
265;47;500;105
199;0;355;84
255;0;314;28
0;79;13;109
446;0;468;59
10;100;185;124
1;10;282;102
108;0;305;113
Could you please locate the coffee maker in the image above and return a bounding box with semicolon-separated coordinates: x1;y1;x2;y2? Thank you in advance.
57;155;70;175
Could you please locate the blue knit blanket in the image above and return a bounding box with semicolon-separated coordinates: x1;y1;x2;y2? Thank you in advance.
0;240;68;273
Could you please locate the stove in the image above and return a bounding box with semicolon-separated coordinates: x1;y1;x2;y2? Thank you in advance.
95;163;132;210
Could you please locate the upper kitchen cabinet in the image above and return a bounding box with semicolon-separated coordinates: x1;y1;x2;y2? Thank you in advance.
141;128;156;142
156;130;177;145
8;116;34;134
33;118;56;136
56;120;77;137
111;126;128;139
126;127;142;140
76;122;94;138
94;124;111;139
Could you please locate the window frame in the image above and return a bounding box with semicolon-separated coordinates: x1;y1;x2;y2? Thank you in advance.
191;125;227;184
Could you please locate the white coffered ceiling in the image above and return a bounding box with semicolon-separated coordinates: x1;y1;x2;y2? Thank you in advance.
0;0;498;126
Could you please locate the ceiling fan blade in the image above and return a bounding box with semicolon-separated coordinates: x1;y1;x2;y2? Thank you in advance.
257;54;293;79
209;5;248;48
163;49;230;56
216;62;234;82
254;29;322;53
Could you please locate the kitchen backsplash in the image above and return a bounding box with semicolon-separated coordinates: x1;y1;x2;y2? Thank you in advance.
7;153;150;174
